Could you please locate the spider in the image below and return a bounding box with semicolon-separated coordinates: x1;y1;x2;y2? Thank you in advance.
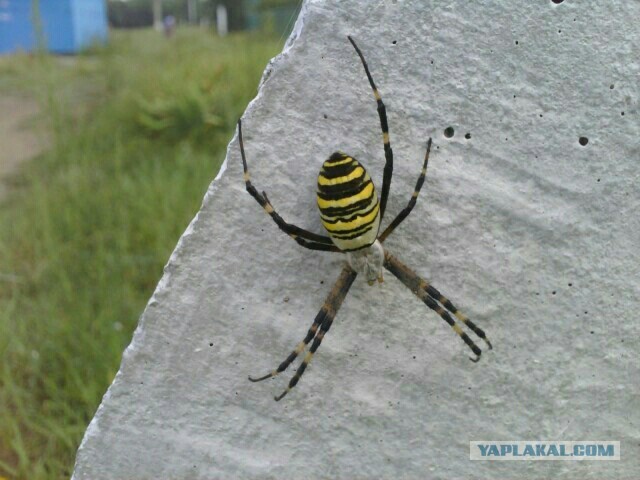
238;36;492;401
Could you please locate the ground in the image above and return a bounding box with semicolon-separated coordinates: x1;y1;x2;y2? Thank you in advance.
0;95;48;200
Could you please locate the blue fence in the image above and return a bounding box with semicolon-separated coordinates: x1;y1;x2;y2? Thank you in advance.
0;0;108;54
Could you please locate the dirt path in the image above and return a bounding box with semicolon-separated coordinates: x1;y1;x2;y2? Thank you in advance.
0;95;49;200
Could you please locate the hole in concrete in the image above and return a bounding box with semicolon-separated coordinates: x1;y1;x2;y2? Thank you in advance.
568;283;573;287
323;114;328;119
552;291;557;295
515;40;519;45
579;136;589;146
209;342;213;347
609;84;615;89
551;0;564;4
444;126;454;138
597;178;601;182
392;40;397;45
465;132;471;139
621;111;625;116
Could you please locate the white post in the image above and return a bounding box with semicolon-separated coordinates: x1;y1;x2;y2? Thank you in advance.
216;4;228;37
152;0;163;31
187;0;198;24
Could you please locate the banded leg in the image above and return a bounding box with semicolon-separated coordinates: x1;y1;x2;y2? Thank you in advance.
416;289;482;362
238;120;340;252
262;193;339;252
415;274;492;350
253;265;357;401
379;138;432;242
275;266;357;401
248;308;327;382
348;36;394;221
383;251;492;360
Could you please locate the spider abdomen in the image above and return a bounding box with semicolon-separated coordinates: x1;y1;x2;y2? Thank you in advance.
317;152;380;251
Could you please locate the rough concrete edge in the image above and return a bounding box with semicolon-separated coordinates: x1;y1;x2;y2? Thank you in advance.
71;3;310;476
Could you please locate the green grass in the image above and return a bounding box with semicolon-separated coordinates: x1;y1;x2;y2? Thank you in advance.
0;28;281;479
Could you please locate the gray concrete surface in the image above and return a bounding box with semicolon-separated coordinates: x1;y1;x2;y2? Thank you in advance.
73;1;640;478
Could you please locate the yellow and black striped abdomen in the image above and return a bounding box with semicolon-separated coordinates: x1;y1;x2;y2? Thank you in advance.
317;152;380;252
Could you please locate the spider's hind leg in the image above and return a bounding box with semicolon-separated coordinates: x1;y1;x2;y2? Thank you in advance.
249;265;358;401
248;308;327;383
383;251;491;361
416;289;482;362
419;279;492;350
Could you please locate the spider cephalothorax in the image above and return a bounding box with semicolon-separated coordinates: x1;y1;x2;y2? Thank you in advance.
346;239;384;285
239;36;492;401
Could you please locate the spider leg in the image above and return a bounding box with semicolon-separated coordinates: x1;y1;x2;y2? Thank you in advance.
268;265;358;401
383;251;491;361
238;120;340;252
262;192;339;252
379;138;432;243
248;305;327;382
348;36;393;221
415;275;492;351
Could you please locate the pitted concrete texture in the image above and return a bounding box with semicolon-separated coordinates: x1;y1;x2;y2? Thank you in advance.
73;1;640;478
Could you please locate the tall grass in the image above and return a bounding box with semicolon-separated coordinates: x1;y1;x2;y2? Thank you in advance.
0;28;281;479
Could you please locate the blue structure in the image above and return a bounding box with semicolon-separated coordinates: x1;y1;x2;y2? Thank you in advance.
0;0;108;54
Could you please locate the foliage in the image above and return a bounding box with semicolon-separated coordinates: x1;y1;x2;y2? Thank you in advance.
108;0;244;29
134;86;224;141
254;0;301;11
0;28;281;480
107;0;154;28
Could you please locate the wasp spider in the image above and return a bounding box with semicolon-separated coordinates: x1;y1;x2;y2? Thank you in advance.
239;36;492;401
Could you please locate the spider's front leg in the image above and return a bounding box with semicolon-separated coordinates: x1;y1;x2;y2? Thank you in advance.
249;265;358;401
348;36;394;221
383;250;492;361
237;120;340;253
379;138;432;243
